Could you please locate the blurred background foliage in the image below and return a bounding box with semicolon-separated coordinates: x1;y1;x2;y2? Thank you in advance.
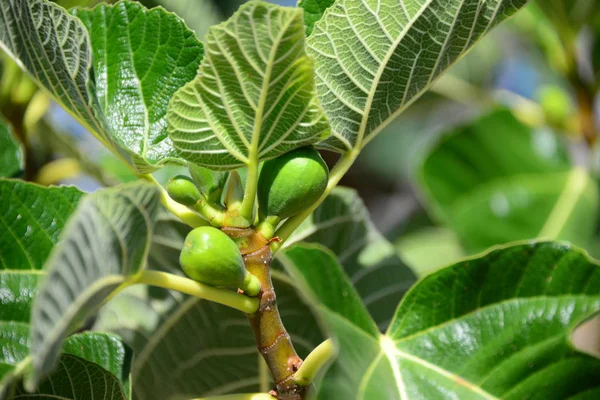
2;0;600;268
1;0;600;347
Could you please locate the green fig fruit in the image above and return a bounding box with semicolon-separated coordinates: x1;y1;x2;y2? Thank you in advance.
258;147;329;221
167;175;202;207
538;84;572;126
180;226;261;296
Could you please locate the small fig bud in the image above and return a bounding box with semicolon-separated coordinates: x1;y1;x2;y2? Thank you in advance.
224;171;244;210
167;175;201;207
258;147;329;220
538;85;572;126
189;163;229;204
180;226;260;296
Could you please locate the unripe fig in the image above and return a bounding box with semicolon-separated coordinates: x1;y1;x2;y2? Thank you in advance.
538;85;572;126
189;163;229;204
167;175;201;207
180;226;261;296
258;147;328;220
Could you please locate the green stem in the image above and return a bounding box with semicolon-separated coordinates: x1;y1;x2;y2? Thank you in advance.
239;155;259;220
271;151;359;251
257;216;280;240
293;339;335;386
140;174;208;228
190;198;227;226
135;270;259;314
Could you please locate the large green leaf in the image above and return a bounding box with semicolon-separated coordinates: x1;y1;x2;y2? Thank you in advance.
420;109;569;216
0;180;82;389
0;271;131;398
28;182;160;386
0;0;124;164
285;187;416;329
418;109;598;253
95;209;323;400
0;0;203;173
0;118;22;177
0;179;133;397
168;0;329;170
0;179;84;271
6;333;131;400
279;242;600;399
448;170;598;253
306;0;528;152
71;1;204;168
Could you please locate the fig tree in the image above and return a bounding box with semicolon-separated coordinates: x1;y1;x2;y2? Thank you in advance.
180;226;261;296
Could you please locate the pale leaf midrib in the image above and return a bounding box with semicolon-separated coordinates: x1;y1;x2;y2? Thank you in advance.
315;0;509;151
249;8;298;163
329;309;495;400
331;291;598;399
0;2;106;146
537;167;590;240
391;344;499;400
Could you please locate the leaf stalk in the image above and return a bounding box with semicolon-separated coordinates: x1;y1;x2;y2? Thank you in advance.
271;150;359;251
239;153;259;220
293;339;335;386
140;174;208;227
135;270;259;314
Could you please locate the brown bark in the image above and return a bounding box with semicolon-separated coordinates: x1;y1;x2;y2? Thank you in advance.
222;227;306;400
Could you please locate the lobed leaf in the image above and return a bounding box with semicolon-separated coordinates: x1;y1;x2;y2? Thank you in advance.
0;0;125;163
286;187;416;329
0;258;130;397
280;242;600;399
0;0;203;173
418;109;598;253
28;182;160;386
307;0;528;152
0;180;133;397
168;0;329;170
72;1;205;169
0;276;131;399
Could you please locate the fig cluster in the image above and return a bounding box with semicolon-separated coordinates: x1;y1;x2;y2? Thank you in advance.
170;146;329;294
